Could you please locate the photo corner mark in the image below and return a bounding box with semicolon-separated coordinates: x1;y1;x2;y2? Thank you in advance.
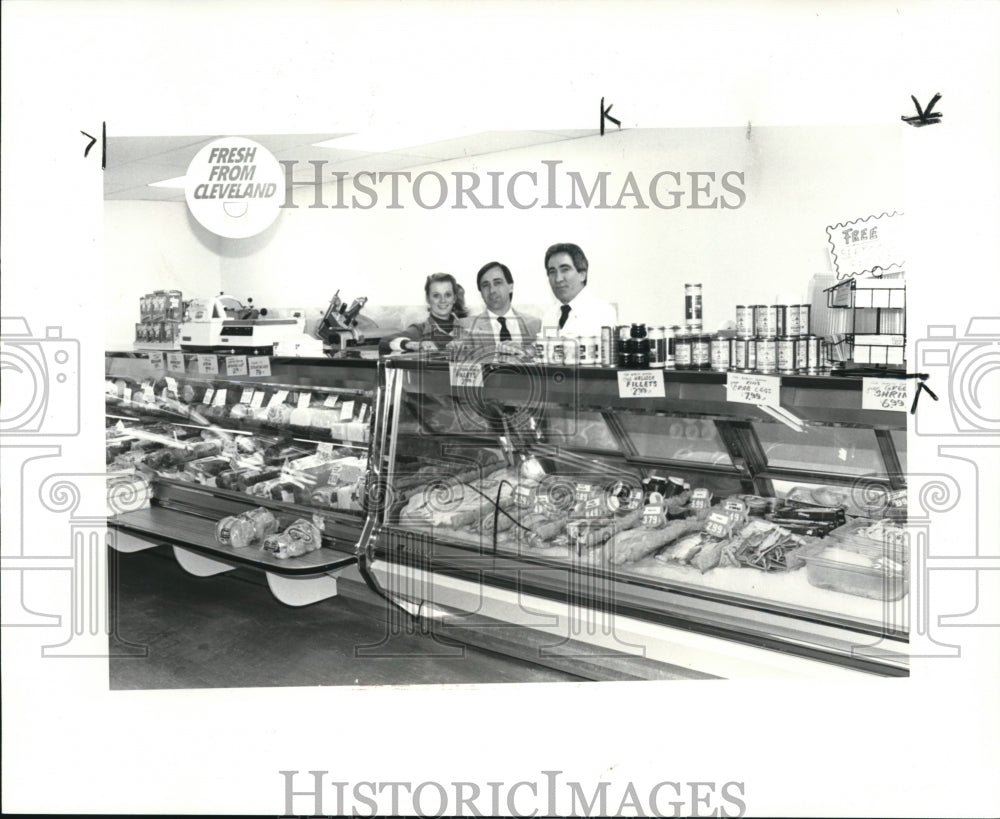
80;121;107;168
901;93;942;127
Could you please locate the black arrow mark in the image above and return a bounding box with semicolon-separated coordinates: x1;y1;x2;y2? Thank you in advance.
901;93;943;127
600;97;621;136
80;121;107;167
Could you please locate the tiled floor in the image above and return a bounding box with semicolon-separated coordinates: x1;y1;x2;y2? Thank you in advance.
108;548;581;689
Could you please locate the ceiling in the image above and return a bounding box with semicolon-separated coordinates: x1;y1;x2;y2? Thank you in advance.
104;130;594;201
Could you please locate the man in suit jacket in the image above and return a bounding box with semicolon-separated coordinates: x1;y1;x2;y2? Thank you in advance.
455;261;542;351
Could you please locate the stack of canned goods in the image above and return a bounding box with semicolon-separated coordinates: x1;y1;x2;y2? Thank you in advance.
731;303;825;375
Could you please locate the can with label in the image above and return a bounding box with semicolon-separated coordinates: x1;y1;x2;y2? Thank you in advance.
664;326;677;369
630;324;649;369
617;325;633;368
777;335;797;374
674;333;692;370
732;337;756;372
685;283;703;325
692;334;711;370
777;304;800;337
797;304;811;336
579;335;598;365
710;335;731;371
754;337;777;373
735;305;755;338
547;329;565;365
648;326;665;368
755;304;778;338
600;326;615;367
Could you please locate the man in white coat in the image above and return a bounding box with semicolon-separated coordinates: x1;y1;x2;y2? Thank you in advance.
543;242;617;337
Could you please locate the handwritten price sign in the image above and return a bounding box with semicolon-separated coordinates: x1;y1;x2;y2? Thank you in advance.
225;355;248;376
166;352;186;374
862;377;907;412
197;354;219;376
247;356;271;377
449;362;484;389
726;372;781;407
617;369;666;398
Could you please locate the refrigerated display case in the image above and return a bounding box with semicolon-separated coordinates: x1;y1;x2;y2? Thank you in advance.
361;354;910;679
104;351;377;605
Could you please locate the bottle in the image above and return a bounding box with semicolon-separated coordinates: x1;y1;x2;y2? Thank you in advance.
685;283;703;334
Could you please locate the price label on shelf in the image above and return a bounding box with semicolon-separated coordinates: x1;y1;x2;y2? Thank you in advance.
197;355;219;375
268;389;289;407
726;372;781;407
323;394;340;409
164;376;178;395
297;392;312;409
166;353;186;374
339;400;355;421
862;377;907;412
225;355;248;377
247;356;271;377
449;362;484;389
690;488;713;511
212;388;227;406
147;352;165;371
202;387;215;406
239;387;255;405
617;369;666;398
250;390;266;409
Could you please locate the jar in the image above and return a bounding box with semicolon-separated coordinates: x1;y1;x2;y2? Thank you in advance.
648;326;665;368
691;334;711;370
674;333;692;370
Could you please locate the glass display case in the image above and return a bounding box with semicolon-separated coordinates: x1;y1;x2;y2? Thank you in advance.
362;354;910;678
105;351;377;605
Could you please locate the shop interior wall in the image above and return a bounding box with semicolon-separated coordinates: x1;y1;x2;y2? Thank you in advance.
216;125;901;331
104;201;223;347
103;125;901;344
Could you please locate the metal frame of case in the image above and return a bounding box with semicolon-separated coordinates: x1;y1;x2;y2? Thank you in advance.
360;355;909;678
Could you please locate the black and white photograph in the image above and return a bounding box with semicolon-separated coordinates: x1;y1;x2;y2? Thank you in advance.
2;1;998;816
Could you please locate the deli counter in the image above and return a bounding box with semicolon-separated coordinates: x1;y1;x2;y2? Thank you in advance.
361;354;909;679
105;350;909;678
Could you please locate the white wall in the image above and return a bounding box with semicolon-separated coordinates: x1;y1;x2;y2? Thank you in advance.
215;125;901;332
105;126;902;340
103;200;222;348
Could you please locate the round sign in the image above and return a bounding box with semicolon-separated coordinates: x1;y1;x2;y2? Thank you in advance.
184;137;284;238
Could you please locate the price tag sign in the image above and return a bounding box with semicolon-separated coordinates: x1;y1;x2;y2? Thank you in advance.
248;356;271;377
449;362;484;389
339;400;355;421
225;355;248;377
197;355;219;375
147;352;165;371
617;369;666;398
212;388;227;406
727;372;781;407
164;376;178;396
317;441;334;458
323;394;340;409
862;377;907;412
297;392;312;409
268;389;289;407
690;487;713;511
887;488;907;508
166;353;186;374
703;510;733;538
642;504;665;528
239;387;255;405
250;390;266;409
202;387;215;406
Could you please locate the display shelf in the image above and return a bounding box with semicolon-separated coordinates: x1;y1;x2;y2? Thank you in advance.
364;355;910;677
824;277;906;368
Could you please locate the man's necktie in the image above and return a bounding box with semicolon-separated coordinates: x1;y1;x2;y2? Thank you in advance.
497;316;512;342
558;304;571;330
